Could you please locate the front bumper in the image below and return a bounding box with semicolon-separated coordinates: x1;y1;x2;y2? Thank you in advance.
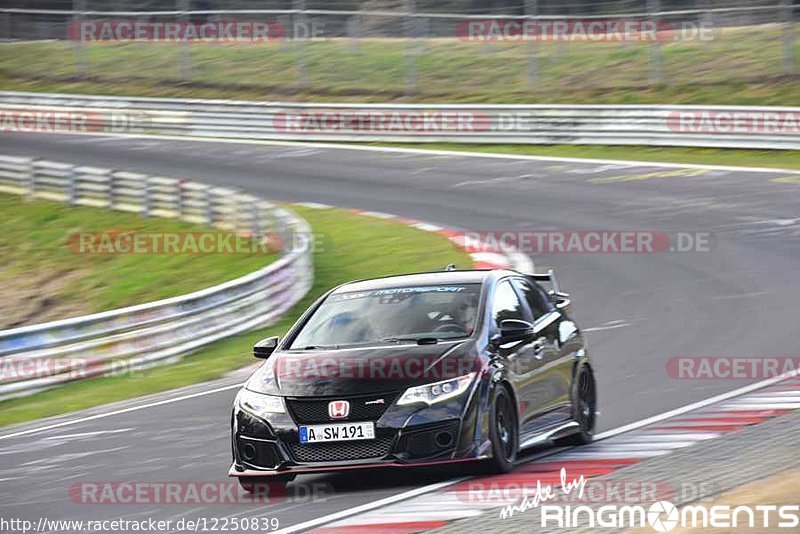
229;456;482;478
230;387;484;476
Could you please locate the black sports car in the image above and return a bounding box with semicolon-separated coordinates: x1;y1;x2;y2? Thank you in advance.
229;268;596;487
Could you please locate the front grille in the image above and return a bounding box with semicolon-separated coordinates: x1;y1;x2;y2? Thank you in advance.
287;432;395;463
286;393;396;424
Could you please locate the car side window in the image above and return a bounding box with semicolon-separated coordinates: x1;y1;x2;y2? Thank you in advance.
512;278;552;320
491;280;530;328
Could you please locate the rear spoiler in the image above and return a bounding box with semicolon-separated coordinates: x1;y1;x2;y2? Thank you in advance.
527;269;572;313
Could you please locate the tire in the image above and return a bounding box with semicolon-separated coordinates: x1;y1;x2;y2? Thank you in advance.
559;365;596;446
238;474;295;493
484;384;518;473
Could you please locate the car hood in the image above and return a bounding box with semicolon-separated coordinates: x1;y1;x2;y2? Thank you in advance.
245;341;479;397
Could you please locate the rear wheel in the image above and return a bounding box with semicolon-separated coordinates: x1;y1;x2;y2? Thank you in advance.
484;384;518;473
559;366;596;446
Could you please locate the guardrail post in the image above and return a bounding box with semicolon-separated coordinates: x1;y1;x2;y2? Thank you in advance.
67;165;78;205
143;177;152;217
525;0;538;87
0;11;10;41
251;201;261;236
347;15;362;53
404;0;418;95
782;0;795;74
279;14;292;52
416;17;429;55
108;173;117;210
177;180;185;218
293;0;309;87
698;0;714;58
403;0;419;94
26;159;37;200
72;0;87;77
204;187;214;225
648;0;662;83
177;0;192;80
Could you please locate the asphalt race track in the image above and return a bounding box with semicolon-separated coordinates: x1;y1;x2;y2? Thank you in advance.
1;133;799;532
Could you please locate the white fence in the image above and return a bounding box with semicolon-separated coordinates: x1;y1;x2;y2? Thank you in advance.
1;91;799;149
0;155;313;400
0;1;796;90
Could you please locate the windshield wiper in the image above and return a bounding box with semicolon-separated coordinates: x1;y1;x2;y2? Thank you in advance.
382;336;439;345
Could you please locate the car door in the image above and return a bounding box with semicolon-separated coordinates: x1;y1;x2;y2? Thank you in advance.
511;277;573;422
489;279;550;437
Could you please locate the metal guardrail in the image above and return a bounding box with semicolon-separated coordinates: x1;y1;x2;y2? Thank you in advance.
1;91;799;150
0;154;314;400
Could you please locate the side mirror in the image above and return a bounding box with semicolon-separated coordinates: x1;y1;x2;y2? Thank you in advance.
551;292;572;314
496;319;535;344
254;336;279;359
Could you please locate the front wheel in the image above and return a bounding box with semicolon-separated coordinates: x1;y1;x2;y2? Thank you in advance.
484;384;518;473
559;366;596;446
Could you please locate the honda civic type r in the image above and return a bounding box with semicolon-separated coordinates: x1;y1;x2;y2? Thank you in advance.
229;269;597;486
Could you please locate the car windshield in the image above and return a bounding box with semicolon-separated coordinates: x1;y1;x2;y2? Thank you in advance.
289;284;482;349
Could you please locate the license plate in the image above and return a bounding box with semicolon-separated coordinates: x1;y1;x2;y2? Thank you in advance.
299;422;375;443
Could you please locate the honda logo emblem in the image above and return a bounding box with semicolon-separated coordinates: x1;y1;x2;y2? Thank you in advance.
328;400;350;419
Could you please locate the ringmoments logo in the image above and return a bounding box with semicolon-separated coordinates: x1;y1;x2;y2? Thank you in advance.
495;468;799;531
648;501;679;532
539;501;800;530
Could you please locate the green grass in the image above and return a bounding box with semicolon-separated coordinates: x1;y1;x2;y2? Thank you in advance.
0;193;275;329
0;205;471;427
370;143;800;170
1;25;798;104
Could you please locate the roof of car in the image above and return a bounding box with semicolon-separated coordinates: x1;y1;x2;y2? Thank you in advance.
332;269;505;293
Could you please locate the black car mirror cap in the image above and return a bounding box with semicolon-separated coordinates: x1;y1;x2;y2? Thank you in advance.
254;336;280;359
550;291;572;314
496;319;535;344
555;299;571;314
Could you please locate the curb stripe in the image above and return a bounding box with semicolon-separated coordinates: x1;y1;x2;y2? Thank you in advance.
310;378;800;533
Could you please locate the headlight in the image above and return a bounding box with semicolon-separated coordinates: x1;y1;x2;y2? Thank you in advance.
237;388;284;417
397;373;476;406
